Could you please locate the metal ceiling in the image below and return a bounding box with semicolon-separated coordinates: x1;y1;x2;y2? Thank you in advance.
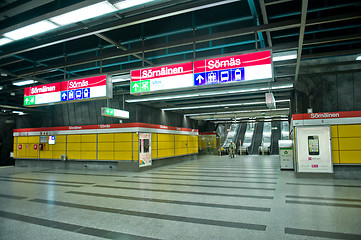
0;0;361;122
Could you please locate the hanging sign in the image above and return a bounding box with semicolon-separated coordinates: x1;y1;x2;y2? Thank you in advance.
130;62;193;94
24;75;112;106
194;50;272;86
130;50;273;94
101;107;129;119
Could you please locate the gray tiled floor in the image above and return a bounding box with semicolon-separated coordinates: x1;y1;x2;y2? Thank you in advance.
1;155;361;239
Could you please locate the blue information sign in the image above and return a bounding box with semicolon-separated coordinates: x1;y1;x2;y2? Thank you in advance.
61;91;68;101
194;67;245;86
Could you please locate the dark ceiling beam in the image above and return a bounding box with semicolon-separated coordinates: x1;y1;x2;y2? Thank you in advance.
0;0;240;60
0;68;49;84
259;0;272;47
295;0;308;82
94;33;154;66
0;0;54;20
10;11;361;78
264;0;293;6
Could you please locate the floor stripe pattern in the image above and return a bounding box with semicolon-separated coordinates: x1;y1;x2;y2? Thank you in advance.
1;155;361;239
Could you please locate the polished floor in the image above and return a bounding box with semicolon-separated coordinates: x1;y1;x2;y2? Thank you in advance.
0;155;361;240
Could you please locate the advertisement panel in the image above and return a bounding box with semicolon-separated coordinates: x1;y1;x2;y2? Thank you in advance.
296;126;333;173
139;133;152;168
24;75;112;107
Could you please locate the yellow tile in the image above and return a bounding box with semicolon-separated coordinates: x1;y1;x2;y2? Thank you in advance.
81;151;96;160
52;151;66;159
98;151;114;160
152;133;157;141
67;143;81;151
56;135;66;143
52;143;66;151
339;151;361;164
28;136;39;143
338;125;361;138
152;150;158;159
114;142;132;151
114;133;132;142
67;134;81;143
98;142;114;151
98;133;114;142
331;126;338;138
332;151;340;164
67;151;81;159
175;149;183;156
81;134;96;142
339;138;361;151
40;151;52;159
81;143;97;151
18;137;28;144
114;151;132;161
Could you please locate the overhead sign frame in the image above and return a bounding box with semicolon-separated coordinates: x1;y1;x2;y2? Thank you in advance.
24;75;113;107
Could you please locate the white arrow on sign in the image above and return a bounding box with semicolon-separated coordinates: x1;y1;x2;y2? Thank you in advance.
62;93;67;99
132;83;139;91
196;75;204;84
25;98;29;103
30;97;34;103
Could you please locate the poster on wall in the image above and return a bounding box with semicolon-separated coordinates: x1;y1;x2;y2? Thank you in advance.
139;133;152;168
296;126;333;173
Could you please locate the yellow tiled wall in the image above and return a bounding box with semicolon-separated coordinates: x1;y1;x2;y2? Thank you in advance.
337;124;361;164
198;135;217;151
97;133;135;161
14;132;198;161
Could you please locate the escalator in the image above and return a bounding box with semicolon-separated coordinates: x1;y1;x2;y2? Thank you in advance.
270;121;281;155
260;122;272;155
236;123;247;153
241;122;255;154
250;122;264;155
221;123;241;154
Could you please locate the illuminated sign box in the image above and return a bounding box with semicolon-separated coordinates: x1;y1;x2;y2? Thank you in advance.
130;50;273;95
130;62;194;94
101;107;129;119
194;50;273;86
24;75;112;107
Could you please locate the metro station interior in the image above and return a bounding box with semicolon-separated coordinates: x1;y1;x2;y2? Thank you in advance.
1;0;361;239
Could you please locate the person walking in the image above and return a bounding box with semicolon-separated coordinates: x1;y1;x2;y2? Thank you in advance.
229;140;235;158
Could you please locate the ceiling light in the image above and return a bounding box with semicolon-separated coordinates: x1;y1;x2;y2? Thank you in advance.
4;20;59;40
126;83;293;103
112;75;131;83
49;1;117;26
184;108;290;117
13;111;26;115
12;80;38;86
162;101;268;111
356;56;361;61
0;86;3;90
114;0;156;10
272;50;297;62
0;37;13;46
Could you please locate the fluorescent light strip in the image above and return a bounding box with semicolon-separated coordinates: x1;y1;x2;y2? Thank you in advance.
356;56;361;61
126;84;294;103
114;0;156;10
272;50;297;62
12;111;25;115
184;108;290;117
50;1;117;26
13;80;38;86
4;20;58;40
0;37;13;46
162;99;291;111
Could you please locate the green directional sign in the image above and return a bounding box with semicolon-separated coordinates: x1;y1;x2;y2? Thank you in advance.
105;108;114;116
131;80;150;93
24;96;35;106
131;81;141;93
